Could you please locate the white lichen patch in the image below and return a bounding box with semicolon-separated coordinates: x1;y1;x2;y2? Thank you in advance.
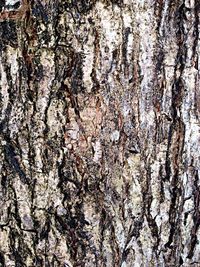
36;50;55;116
150;160;162;218
7;47;19;82
0;60;9;119
5;0;20;6
139;218;155;263
83;200;100;247
47;99;66;138
92;140;102;162
127;154;141;172
110;130;120;142
83;34;95;93
129;180;143;217
97;3;121;51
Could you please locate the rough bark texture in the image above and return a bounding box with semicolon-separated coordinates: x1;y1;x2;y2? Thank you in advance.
0;0;199;266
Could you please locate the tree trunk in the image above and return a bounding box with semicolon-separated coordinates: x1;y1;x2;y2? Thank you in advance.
0;0;199;266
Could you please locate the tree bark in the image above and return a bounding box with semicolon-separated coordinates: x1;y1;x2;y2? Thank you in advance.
0;0;199;266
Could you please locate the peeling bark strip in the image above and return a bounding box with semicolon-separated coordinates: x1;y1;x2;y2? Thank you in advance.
0;0;199;266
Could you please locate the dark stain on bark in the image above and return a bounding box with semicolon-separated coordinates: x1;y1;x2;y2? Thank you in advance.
165;119;185;250
121;27;130;77
154;0;164;32
188;170;200;259
0;1;5;12
4;143;29;185
111;0;124;7
71;52;84;95
192;1;200;62
165;171;180;249
40;218;51;240
165;124;173;182
0;20;18;49
62;0;95;15
31;1;48;22
0;251;5;267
